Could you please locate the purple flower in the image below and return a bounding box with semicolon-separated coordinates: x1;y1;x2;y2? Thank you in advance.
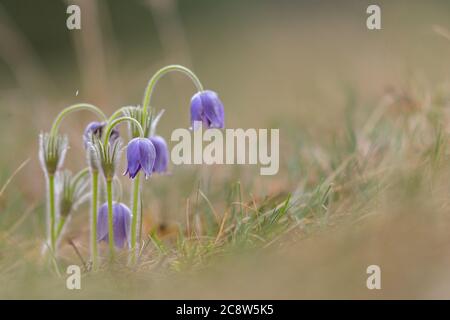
83;121;119;148
97;202;131;249
190;90;224;130
124;137;156;179
149;135;169;173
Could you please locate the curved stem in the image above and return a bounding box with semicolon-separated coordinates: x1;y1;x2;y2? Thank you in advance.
48;174;56;252
103;117;144;147
50;103;107;137
91;170;99;270
106;179;115;262
130;173;141;264
141;65;204;131
107;106;131;123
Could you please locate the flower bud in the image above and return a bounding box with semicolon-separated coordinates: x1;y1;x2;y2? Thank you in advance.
57;169;89;218
91;136;123;181
123;106;150;139
84;122;119;171
39;133;68;176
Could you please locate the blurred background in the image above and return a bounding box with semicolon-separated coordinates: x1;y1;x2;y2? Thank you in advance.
1;0;450;299
1;0;449;217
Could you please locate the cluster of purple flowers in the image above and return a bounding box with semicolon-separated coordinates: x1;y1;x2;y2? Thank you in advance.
100;89;224;250
39;65;224;267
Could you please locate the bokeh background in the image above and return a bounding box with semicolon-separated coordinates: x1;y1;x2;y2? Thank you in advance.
1;0;450;299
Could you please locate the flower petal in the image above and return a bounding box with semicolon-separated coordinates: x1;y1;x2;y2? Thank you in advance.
201;90;225;129
190;92;205;130
150;136;169;173
120;203;132;248
139;138;156;178
113;203;131;248
125;138;142;178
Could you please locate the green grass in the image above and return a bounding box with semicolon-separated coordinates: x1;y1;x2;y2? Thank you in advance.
1;82;450;299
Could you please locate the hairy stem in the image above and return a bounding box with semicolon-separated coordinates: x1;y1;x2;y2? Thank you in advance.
48;174;56;252
103;116;144;147
50;103;107;137
130;173;141;264
141;65;204;132
91;170;99;270
55;216;66;240
107;106;131;123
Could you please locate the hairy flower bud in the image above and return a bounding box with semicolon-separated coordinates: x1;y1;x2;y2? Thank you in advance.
83;121;119;148
123;106;150;139
90;136;123;181
39;132;68;176
84;122;119;171
57;169;89;218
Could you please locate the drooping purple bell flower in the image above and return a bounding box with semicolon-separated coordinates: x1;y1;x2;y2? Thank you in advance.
83;121;119;148
190;90;224;130
149;135;169;173
124;137;156;179
97;202;131;249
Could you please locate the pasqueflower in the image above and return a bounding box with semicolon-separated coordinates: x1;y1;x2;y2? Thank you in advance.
124;138;156;179
97;202;131;249
190;90;224;130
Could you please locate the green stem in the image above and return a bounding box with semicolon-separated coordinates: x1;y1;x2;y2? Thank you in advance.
103;117;144;147
53;168;89;244
50;103;107;137
141;65;204;131
130;173;141;264
56;217;66;240
48;174;56;252
139;194;144;246
91;170;99;270
106;179;115;262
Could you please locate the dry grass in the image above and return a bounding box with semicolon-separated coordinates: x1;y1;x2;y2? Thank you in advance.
1;0;450;299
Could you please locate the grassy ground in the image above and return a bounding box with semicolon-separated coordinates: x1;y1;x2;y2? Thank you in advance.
1;0;450;299
2;82;450;299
